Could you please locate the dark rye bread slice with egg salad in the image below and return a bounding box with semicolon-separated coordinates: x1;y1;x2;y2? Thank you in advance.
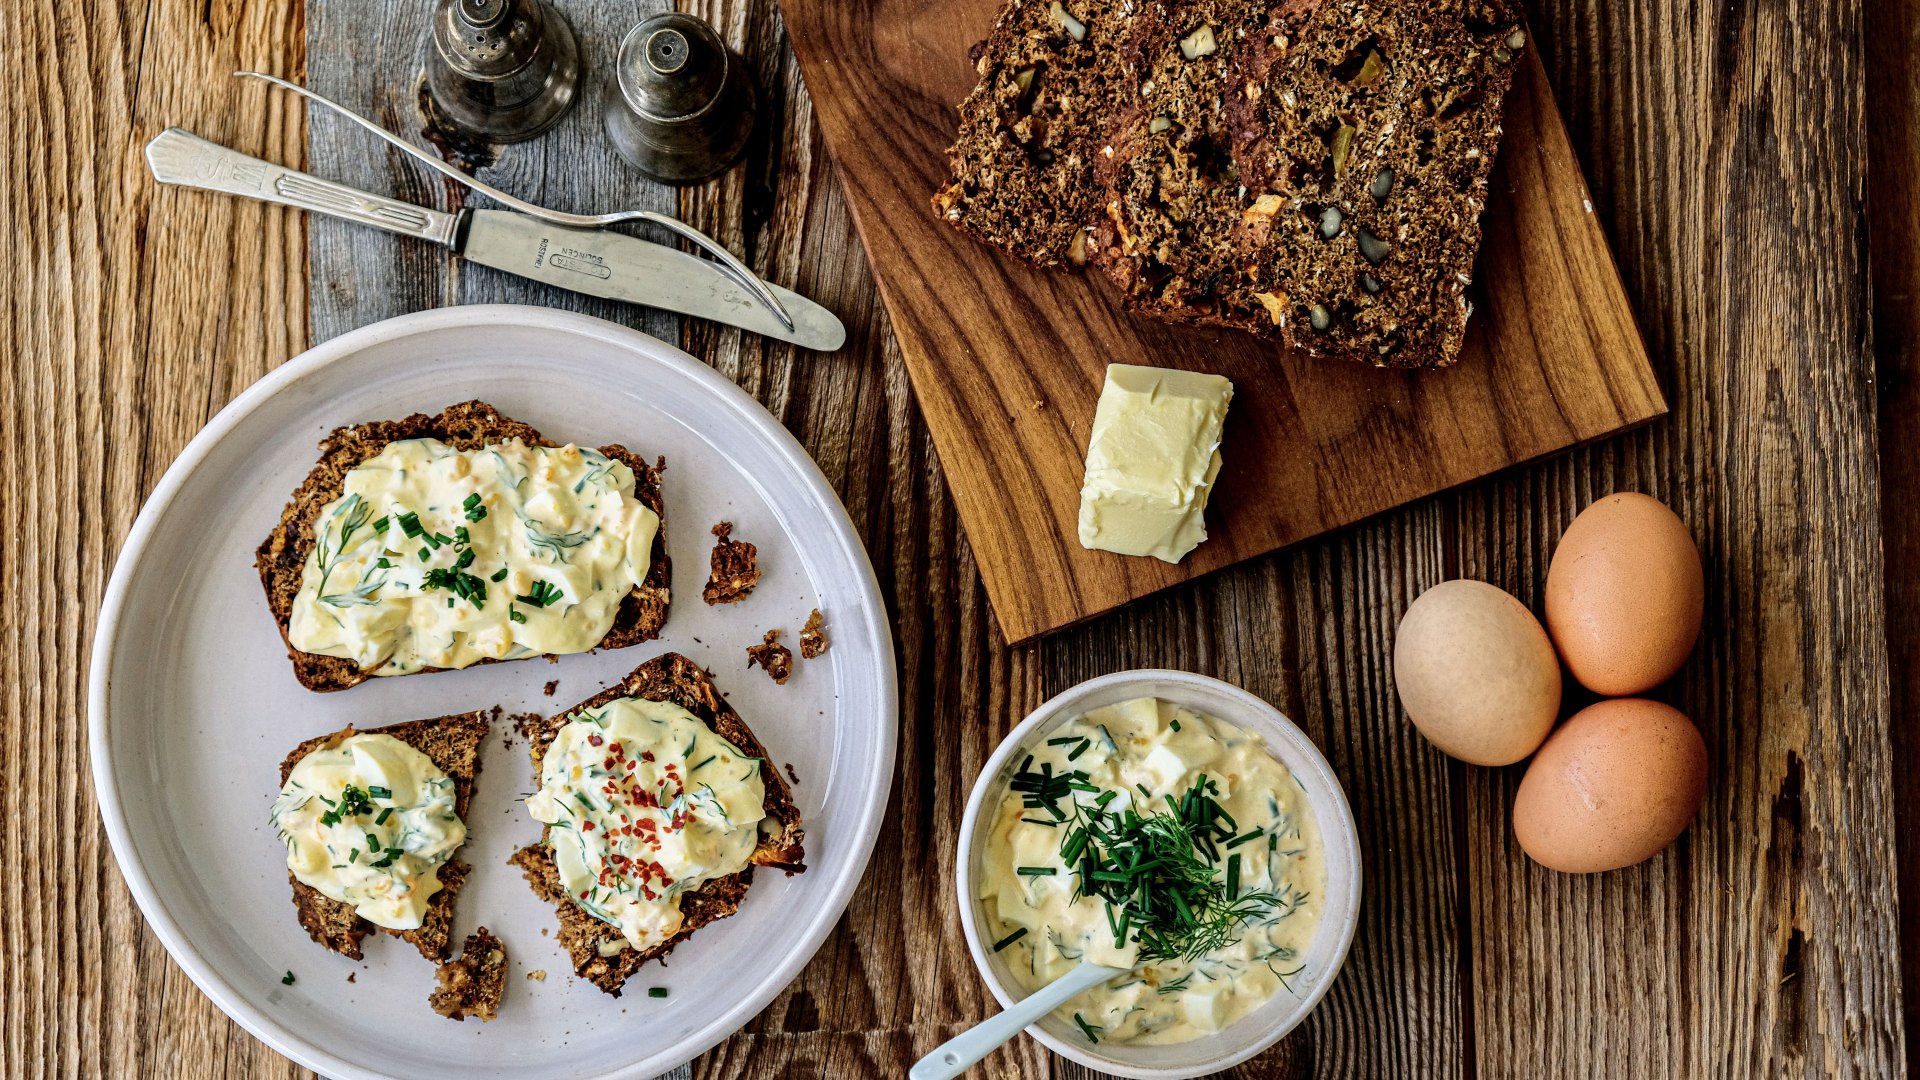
276;709;494;963
1225;0;1526;366
1089;0;1271;324
932;0;1135;269
255;400;670;692
509;652;806;996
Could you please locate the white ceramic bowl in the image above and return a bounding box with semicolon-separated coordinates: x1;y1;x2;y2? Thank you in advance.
955;670;1361;1078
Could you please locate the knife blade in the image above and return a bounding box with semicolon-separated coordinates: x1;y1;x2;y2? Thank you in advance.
144;127;845;352
456;210;843;351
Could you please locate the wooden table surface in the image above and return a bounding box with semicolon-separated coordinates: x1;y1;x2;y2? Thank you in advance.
6;0;1915;1077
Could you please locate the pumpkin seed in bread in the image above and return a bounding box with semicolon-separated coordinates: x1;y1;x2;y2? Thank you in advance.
255;400;670;692
511;652;805;995
273;709;496;963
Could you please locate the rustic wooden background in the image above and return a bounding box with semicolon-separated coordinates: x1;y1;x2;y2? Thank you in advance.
5;0;1914;1077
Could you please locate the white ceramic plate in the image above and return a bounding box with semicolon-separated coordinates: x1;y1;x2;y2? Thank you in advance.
956;671;1361;1079
89;306;898;1080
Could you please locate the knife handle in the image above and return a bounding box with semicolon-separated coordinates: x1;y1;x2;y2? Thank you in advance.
145;127;459;247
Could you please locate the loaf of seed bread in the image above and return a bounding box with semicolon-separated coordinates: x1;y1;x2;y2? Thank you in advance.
1225;0;1525;366
278;709;495;963
936;0;1526;368
509;652;806;995
255;401;671;692
932;0;1134;269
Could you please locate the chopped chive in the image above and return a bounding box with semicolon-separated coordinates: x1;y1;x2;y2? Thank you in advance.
510;606;526;624
1170;718;1181;732
991;927;1028;952
491;567;509;582
1046;735;1080;746
1016;866;1057;877
375;808;393;825
1226;854;1241;897
1067;738;1092;761
1073;1013;1102;1043
1021;817;1061;827
398;511;423;538
1227;828;1264;849
281;971;296;985
417;547;430;562
368;786;392;800
647;987;669;999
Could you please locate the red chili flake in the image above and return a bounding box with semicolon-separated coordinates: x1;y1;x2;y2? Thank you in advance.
582;820;596;831
608;741;623;755
588;734;604;747
641;751;655;763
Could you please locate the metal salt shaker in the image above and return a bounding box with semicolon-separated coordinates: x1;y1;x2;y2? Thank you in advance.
423;0;581;143
603;13;758;185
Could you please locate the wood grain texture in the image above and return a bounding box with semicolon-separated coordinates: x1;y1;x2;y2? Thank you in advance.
1866;0;1920;1067
8;0;1910;1078
3;1;310;1077
781;0;1667;644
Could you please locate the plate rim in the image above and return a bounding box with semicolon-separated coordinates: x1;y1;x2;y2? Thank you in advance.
87;304;900;1080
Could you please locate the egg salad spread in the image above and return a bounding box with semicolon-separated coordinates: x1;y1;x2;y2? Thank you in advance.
270;734;467;931
287;437;660;676
524;698;767;953
980;698;1324;1045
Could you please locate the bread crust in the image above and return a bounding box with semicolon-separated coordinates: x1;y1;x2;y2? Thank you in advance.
255;400;671;692
276;709;500;963
512;652;805;995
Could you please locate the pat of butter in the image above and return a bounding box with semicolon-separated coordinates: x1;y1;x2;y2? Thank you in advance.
1077;364;1234;563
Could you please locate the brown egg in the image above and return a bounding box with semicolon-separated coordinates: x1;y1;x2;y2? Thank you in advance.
1513;698;1707;873
1545;493;1703;695
1393;580;1561;766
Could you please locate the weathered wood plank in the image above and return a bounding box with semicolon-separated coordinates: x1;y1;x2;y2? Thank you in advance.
1868;0;1920;1066
1;0;309;1077
1459;0;1906;1073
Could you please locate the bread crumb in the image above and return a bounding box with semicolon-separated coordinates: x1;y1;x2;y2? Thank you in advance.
800;608;829;659
784;762;801;785
746;629;793;684
430;927;507;1022
527;969;547;982
543;680;559;697
346;972;356;983
703;522;761;604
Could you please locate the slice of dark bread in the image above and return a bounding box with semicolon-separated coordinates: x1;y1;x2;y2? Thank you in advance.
1225;0;1526;366
430;927;508;1021
932;0;1135;269
511;652;806;995
1090;0;1271;323
255;401;671;692
278;709;495;963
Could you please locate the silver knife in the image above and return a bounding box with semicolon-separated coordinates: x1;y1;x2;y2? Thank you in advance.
144;128;846;352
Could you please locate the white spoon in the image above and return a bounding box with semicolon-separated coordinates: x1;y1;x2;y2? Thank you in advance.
909;961;1129;1080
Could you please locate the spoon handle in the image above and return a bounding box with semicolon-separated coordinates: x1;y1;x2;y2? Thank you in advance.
909;962;1124;1080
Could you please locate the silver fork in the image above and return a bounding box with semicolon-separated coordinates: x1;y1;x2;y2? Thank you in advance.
236;71;794;332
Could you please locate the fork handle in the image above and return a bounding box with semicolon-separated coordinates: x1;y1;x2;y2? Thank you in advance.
145;128;460;247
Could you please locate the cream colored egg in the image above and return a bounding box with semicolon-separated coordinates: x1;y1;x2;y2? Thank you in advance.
1393;579;1561;766
1545;492;1704;695
1513;698;1707;873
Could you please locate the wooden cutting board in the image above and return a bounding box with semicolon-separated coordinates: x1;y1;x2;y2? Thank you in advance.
783;0;1666;644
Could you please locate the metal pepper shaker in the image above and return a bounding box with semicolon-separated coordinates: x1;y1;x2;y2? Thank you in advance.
423;0;580;143
603;13;757;185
